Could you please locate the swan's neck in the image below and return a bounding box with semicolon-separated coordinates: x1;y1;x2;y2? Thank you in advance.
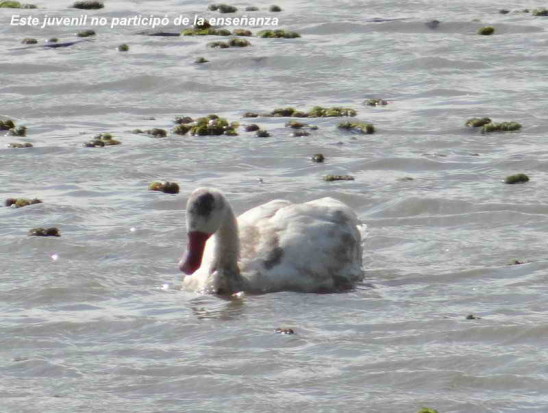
210;205;244;293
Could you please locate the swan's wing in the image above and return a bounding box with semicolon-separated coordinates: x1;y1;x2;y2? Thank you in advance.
239;197;364;292
237;199;292;263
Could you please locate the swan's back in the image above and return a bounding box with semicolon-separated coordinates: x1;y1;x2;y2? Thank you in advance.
238;197;364;293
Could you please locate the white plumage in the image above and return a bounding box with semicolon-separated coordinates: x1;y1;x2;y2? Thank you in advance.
179;188;364;294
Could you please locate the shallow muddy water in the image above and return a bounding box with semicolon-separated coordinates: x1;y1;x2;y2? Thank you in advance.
1;1;548;412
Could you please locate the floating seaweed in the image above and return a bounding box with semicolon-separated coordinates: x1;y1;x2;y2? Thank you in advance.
118;43;129;52
309;106;357;117
9;126;27;137
292;130;310;137
195;57;209;63
465;117;491;127
243;112;259;118
0;119;16;130
532;8;548;16
269;5;282;12
478;26;495;35
417;408;439;413
275;327;294;334
8;142;33;148
77;29;96;38
208;41;230;48
337;121;375;134
172;114;238;136
228;37;251;47
232;29;252;36
256;129;270;137
0;1;36;8
311;153;325;163
5;198;42;208
208;4;237;13
244;124;260;132
84;133;121;147
266;106;356;118
21;38;38;44
72;1;103;9
505;173;529;184
145;128;168;138
365;98;388;106
323;175;355;182
245;6;258;11
182;20;232;36
258;29;300;38
29;227;60;237
149;181;180;194
482;121;521;133
175;116;194;124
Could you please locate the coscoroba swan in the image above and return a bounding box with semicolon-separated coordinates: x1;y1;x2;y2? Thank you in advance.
179;188;364;294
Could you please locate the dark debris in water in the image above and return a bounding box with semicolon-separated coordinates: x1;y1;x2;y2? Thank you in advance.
29;227;60;237
149;181;180;194
275;328;295;335
5;198;42;208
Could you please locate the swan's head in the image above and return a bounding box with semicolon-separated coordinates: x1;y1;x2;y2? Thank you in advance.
179;188;226;274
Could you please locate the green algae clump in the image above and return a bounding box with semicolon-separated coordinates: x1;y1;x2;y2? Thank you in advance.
258;29;301;38
175;116;194;124
29;227;60;237
195;57;209;63
149;181;180;194
118;44;129;52
243;112;259;118
9;126;27;137
269;5;282;12
505;173;529;184
0;1;37;8
337;121;375;134
0;119;16;130
228;37;251;47
256;129;270;137
208;41;230;48
418;408;439;413
311;153;325;163
482;121;521;133
265;106;356;118
478;26;495;35
21;38;38;44
5;198;42;208
309;106;357;117
182;20;232;36
271;107;296;117
77;29;96;38
245;6;258;11
8;142;33;148
84;133;121;147
244;124;260;132
324;175;355;182
209;4;237;13
172;114;238;136
365;98;388;106
145;128;167;138
466;117;491;127
232;29;252;36
532;8;548;16
73;1;103;9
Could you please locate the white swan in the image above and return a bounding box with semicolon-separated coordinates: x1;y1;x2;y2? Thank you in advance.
179;188;364;294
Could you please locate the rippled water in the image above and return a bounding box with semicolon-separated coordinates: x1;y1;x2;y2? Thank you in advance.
1;1;548;412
